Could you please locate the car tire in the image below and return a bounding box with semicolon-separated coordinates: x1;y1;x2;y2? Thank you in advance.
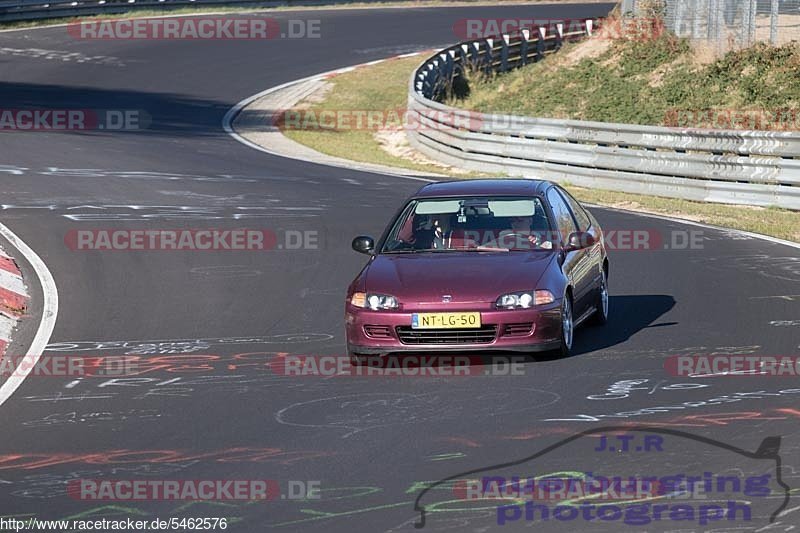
588;268;609;326
558;295;574;358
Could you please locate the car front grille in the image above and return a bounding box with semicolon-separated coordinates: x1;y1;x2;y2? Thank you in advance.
396;326;497;345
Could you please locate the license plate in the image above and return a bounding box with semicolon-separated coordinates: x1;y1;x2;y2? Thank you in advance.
411;312;481;329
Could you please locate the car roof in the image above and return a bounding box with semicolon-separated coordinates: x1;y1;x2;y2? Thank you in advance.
412;179;554;199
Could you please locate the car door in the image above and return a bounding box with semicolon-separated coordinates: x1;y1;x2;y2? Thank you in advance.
556;186;604;295
546;187;593;317
546;188;584;314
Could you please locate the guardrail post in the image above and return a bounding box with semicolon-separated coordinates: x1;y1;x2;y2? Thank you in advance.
458;44;469;66
449;50;459;89
439;52;453;96
455;44;468;85
427;60;441;100
519;29;530;66
468;41;481;71
483;38;494;75
499;34;510;72
441;53;451;80
427;63;439;99
416;68;430;100
555;22;564;49
536;26;546;60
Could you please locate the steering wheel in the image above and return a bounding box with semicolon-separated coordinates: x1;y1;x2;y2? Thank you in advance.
493;232;540;249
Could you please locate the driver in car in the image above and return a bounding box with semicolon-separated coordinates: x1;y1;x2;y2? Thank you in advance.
501;216;553;250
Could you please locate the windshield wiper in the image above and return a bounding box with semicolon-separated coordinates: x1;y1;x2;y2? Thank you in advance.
382;249;427;254
383;248;476;254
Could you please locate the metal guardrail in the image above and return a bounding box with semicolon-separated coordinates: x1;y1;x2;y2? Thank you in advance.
406;19;800;210
0;0;384;23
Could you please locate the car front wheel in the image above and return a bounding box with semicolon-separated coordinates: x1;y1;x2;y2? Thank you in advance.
559;295;574;357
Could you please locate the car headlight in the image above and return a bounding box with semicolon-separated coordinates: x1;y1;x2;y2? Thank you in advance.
496;290;554;309
350;292;399;310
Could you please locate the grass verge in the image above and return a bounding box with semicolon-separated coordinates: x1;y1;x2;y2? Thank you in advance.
276;32;799;243
568;186;800;243
281;55;474;175
452;29;800;130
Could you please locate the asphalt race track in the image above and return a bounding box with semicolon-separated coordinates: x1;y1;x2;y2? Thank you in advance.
0;3;799;531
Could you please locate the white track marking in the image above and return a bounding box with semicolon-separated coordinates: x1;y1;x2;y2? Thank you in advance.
0;267;26;296
0;47;124;66
0;223;59;408
222;58;436;183
0;314;16;343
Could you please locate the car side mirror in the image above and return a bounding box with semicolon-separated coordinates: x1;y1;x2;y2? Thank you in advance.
352;236;375;255
564;231;595;252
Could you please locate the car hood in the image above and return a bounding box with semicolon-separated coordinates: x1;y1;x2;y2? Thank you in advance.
365;252;556;304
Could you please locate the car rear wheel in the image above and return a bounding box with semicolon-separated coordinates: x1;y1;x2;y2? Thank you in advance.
589;269;609;326
558;295;574;357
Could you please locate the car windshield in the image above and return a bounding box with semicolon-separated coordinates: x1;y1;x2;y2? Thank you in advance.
381;196;555;253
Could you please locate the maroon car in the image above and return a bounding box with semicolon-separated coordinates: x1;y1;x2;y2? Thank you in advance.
345;179;608;361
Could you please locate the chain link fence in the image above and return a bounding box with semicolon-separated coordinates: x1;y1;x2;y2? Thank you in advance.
621;0;800;50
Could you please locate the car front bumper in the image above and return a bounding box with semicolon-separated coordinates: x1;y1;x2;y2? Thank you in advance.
345;302;562;356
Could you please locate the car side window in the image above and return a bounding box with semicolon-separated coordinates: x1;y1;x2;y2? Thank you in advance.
556;188;591;231
546;188;578;244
